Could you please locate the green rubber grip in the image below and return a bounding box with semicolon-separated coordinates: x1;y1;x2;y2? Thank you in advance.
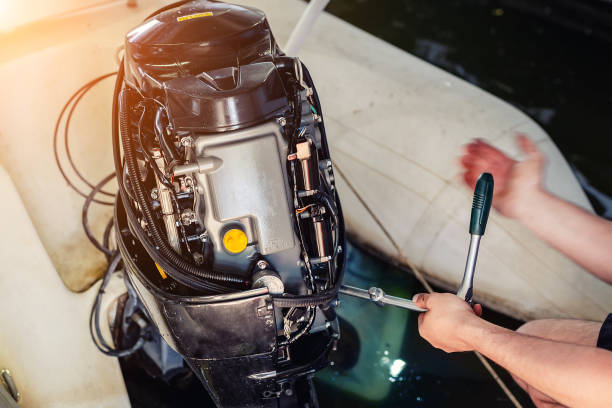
470;173;494;235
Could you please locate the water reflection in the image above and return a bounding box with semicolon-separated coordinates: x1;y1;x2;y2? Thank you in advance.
315;243;533;407
389;358;407;378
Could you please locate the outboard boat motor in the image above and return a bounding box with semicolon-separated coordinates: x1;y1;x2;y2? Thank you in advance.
110;1;345;407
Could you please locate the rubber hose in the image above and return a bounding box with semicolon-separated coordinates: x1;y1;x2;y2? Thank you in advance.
272;290;336;308
112;68;233;293
115;73;246;289
120;92;244;286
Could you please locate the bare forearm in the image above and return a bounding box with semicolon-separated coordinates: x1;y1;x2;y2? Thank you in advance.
517;189;612;283
467;320;612;407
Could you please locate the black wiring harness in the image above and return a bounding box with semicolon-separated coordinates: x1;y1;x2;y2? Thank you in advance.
272;62;347;311
57;64;346;357
112;66;248;293
89;253;147;357
57;58;345;359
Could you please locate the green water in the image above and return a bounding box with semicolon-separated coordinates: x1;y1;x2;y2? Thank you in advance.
315;243;532;407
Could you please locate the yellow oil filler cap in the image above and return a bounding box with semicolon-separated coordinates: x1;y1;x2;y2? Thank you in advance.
223;228;248;254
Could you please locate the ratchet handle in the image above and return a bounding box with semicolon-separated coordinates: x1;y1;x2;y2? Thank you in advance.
338;285;427;312
457;173;493;304
469;173;494;236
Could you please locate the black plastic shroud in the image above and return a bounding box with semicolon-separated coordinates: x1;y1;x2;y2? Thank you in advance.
124;0;288;132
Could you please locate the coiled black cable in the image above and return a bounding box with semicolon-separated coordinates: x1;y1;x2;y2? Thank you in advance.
89;253;146;357
63;76;117;197
82;173;116;260
53;72;117;204
55;74;121;259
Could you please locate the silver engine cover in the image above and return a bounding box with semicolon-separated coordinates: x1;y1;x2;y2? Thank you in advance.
192;121;296;266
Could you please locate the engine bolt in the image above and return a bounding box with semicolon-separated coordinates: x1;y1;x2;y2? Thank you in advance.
180;136;193;147
150;188;158;200
277;117;287;127
193;252;204;265
256;260;269;270
181;210;196;225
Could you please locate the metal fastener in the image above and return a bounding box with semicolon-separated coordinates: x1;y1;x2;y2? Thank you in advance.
193;252;204;265
180;136;194;147
180;210;196;225
1;369;19;402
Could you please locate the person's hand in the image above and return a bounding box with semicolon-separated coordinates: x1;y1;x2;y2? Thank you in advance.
460;134;545;220
413;292;484;353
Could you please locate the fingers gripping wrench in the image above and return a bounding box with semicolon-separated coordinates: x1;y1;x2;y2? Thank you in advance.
339;173;494;311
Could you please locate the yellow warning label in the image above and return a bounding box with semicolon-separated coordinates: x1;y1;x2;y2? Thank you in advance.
177;11;213;22
155;263;168;279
